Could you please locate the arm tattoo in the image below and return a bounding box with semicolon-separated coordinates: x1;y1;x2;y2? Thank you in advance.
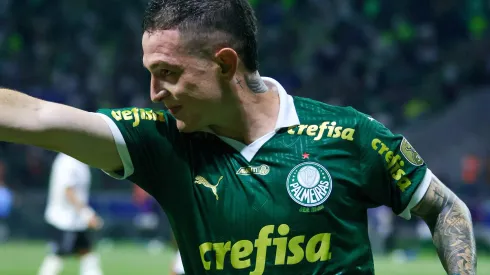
412;177;477;275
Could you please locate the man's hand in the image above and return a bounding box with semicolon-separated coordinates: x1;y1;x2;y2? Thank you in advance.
88;214;104;230
411;175;477;275
0;88;122;171
67;187;104;230
80;207;104;230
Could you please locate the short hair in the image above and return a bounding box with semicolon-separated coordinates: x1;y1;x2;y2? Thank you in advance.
143;0;259;72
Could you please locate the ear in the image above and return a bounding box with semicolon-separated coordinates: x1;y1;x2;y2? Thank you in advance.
215;48;238;80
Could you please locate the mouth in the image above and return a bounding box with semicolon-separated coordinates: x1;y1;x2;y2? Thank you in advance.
167;106;182;115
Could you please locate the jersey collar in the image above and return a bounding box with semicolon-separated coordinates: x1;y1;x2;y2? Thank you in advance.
262;76;300;130
198;77;300;161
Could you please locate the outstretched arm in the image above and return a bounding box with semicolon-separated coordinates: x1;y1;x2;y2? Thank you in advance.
411;175;476;275
0;88;122;171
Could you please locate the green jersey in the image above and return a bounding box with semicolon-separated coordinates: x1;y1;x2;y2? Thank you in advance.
97;82;431;275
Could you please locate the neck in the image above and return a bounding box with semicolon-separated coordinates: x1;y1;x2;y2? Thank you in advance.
245;71;269;93
209;76;280;144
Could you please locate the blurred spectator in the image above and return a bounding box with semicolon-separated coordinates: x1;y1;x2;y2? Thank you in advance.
462;154;481;185
486;153;490;186
0;161;13;243
132;185;162;245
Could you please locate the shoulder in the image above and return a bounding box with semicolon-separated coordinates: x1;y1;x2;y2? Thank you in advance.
95;107;180;146
96;107;168;127
291;97;369;140
291;97;391;148
292;96;362;124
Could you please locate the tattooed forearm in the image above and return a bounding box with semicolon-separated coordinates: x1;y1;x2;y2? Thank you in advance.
412;177;476;275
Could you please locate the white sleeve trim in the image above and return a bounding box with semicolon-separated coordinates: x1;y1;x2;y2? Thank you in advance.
173;251;184;274
96;113;135;180
398;168;433;220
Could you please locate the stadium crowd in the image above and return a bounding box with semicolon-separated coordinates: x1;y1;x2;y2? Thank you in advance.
0;0;489;192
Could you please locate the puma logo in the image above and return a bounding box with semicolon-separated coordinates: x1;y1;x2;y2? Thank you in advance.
194;176;223;200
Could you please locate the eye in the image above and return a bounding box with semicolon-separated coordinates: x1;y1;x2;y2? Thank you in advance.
160;69;173;77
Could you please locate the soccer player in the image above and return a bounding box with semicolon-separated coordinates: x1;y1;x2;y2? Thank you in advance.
132;184;166;253
38;153;103;275
0;0;476;274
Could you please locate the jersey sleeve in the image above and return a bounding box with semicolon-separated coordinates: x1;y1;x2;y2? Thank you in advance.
354;111;432;219
95;107;189;194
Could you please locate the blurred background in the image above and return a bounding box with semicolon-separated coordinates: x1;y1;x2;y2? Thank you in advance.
1;0;490;274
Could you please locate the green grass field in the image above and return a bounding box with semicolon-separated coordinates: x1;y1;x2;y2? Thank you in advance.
0;241;488;275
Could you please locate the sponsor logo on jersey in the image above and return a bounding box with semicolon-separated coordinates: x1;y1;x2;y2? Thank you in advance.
195;175;223;200
199;224;332;273
111;108;165;127
400;138;424;166
371;138;413;192
286;162;333;207
287;121;355;141
236;165;270;176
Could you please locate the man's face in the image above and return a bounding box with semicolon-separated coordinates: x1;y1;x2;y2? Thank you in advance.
142;30;225;132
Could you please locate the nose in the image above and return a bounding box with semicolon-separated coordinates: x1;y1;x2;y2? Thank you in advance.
150;76;170;102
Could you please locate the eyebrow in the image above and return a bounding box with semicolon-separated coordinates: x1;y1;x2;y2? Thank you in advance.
149;62;163;70
144;60;179;71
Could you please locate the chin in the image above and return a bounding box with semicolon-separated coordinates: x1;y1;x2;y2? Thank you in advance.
175;119;199;133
